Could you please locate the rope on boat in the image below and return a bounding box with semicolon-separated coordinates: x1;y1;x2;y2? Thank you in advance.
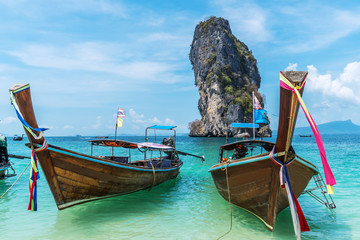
217;163;233;240
148;161;156;191
0;161;31;200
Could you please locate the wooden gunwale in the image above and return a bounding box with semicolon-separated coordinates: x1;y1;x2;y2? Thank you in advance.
209;153;318;173
42;144;182;172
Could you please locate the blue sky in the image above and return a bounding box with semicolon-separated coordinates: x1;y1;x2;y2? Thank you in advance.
1;0;360;136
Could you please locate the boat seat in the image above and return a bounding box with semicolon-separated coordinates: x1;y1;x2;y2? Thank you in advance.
108;156;129;164
147;160;171;168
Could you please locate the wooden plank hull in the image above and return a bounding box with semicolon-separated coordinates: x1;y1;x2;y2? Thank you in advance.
210;154;318;230
36;144;182;210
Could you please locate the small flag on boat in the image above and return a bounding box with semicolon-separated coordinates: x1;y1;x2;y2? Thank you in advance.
253;95;262;110
254;109;269;124
253;95;269;124
117;108;126;118
117;118;123;127
116;108;125;128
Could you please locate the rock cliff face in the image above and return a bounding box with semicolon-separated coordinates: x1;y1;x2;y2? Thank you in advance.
189;17;271;137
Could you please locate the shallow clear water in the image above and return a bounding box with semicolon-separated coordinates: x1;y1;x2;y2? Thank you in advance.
1;134;359;239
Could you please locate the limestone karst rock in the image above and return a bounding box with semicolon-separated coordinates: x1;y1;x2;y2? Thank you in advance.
189;16;271;137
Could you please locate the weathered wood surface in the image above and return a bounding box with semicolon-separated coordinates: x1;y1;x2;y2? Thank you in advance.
39;146;181;209
275;71;307;162
210;156;317;230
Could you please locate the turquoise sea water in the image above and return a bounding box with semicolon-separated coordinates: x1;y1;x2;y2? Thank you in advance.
1;134;359;240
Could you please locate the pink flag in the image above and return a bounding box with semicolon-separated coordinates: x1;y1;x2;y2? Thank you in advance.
254;95;261;110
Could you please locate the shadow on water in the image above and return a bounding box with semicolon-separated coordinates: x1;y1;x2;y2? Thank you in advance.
49;177;183;238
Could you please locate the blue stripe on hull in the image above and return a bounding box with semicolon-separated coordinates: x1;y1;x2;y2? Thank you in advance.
47;146;181;173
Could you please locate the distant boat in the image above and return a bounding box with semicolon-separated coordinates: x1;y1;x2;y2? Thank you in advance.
209;71;335;238
9;83;185;210
13;134;24;141
95;136;109;139
0;134;13;179
299;134;312;137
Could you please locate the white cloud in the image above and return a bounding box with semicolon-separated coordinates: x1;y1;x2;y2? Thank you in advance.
282;7;360;53
0;0;128;18
63;125;75;129
151;117;162;124
213;2;360;53
7;43;180;83
284;63;298;71
128;108;176;127
92;116;102;129
129;108;144;119
0;116;17;124
129;108;147;123
307;63;360;104
164;118;175;125
339;62;360;84
214;0;271;42
0;64;6;72
139;32;177;42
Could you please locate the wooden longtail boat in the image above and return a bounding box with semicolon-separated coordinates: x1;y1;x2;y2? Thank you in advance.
299;134;312;137
13;134;24;141
209;71;320;232
9;83;183;210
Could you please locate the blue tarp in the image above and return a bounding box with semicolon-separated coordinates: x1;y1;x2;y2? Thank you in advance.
254;109;269;124
231;123;259;128
147;125;177;130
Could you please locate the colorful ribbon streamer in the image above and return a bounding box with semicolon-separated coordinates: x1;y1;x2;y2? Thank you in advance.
28;139;48;211
280;72;336;194
270;148;310;239
9;87;49;211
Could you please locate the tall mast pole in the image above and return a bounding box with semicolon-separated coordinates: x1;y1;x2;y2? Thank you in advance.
252;91;255;140
114;122;118;140
113;109;118;156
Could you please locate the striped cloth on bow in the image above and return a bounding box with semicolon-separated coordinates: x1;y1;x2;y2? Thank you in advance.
28;139;48;211
269;148;309;239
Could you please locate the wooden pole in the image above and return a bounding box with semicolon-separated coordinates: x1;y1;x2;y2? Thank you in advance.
113;117;118;156
252;91;255;140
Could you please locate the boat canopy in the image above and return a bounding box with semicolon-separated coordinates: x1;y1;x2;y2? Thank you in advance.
89;139;173;151
231;123;259;128
220;140;274;151
90;139;139;148
137;142;173;150
146;125;177;130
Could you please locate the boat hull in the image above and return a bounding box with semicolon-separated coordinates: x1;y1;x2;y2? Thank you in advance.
36;144;182;210
209;154;317;230
0;163;11;179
